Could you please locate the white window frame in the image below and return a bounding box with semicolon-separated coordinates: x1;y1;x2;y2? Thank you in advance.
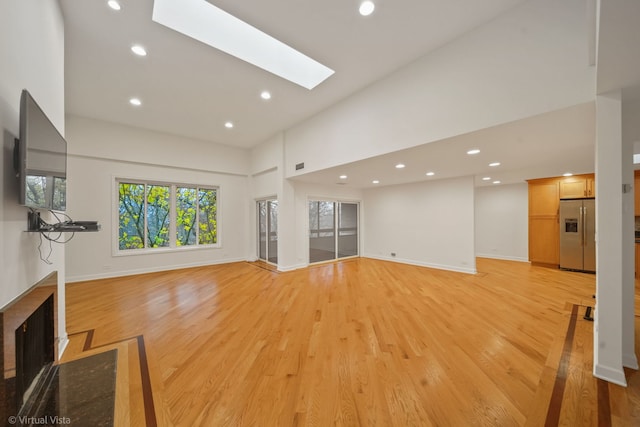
113;177;221;256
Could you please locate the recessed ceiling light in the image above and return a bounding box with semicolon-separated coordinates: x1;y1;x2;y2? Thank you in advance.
493;180;501;184
563;172;573;177
359;1;375;16
482;177;491;181
489;162;501;167
467;149;481;155
426;172;435;176
225;121;234;128
395;163;405;169
129;97;142;106
107;0;121;11
260;91;271;100
372;180;380;184
131;45;147;56
339;175;347;179
152;0;334;90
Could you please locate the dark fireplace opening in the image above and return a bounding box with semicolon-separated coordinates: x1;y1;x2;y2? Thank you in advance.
14;295;54;412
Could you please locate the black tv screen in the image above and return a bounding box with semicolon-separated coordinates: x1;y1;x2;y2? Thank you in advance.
17;89;67;211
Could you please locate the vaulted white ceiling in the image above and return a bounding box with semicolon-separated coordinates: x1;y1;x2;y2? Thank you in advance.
59;0;640;188
60;0;525;148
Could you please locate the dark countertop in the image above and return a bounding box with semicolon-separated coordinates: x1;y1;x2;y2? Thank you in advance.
29;349;117;426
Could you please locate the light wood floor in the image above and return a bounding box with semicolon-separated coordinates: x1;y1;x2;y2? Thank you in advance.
61;258;640;426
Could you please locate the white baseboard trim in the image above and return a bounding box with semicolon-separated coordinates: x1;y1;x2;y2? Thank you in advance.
593;363;628;386
623;352;639;370
57;333;69;359
475;254;529;263
67;254;526;282
277;262;308;272
66;257;248;283
362;254;476;274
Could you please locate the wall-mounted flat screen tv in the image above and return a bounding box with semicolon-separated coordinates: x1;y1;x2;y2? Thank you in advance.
16;89;67;211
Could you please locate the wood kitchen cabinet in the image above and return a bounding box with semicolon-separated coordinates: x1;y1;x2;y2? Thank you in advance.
558;174;595;199
529;217;559;265
585;176;595;198
528;173;596;267
528;177;560;265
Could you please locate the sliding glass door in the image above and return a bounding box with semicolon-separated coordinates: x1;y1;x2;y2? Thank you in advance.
257;199;278;264
309;200;358;263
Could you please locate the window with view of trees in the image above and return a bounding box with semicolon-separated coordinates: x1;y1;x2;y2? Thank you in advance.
118;181;218;251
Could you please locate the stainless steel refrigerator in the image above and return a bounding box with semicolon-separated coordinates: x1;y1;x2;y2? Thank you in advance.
559;198;596;272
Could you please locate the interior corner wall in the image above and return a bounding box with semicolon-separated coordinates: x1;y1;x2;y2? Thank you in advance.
363;176;476;273
248;134;285;265
64;115;250;282
0;0;67;352
474;182;528;261
283;0;594;178
248;135;368;272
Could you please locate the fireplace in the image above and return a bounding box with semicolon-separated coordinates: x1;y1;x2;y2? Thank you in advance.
0;272;58;421
15;294;55;410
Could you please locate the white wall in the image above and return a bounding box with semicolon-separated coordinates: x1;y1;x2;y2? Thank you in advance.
475;183;528;261
0;0;67;353
363;176;476;273
250;133;282;177
64;116;250;282
284;0;594;178
250;128;528;272
623;100;640;145
66;116;248;175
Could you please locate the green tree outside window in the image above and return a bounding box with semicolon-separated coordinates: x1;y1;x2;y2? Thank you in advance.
119;181;217;250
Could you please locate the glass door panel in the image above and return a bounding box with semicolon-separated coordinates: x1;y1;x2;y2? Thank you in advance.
257;199;277;264
257;200;267;261
338;202;358;258
309;201;336;263
268;200;278;264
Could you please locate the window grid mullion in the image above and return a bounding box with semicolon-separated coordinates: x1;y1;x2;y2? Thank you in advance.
195;187;200;245
143;183;149;249
170;185;177;248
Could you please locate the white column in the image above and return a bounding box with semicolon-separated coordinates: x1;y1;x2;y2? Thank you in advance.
622;102;639;370
594;90;627;386
277;138;299;271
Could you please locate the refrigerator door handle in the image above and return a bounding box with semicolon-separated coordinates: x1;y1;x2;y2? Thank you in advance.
580;206;584;247
582;206;587;247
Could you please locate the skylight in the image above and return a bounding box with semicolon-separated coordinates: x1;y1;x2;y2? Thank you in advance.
152;0;335;90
